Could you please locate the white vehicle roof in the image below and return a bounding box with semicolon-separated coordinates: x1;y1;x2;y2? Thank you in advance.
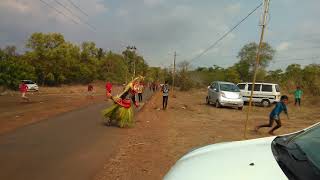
237;82;279;85
213;81;236;85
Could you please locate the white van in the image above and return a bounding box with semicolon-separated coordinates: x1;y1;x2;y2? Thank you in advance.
236;82;281;107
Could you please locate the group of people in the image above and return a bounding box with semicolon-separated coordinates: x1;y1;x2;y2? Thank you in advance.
18;78;304;135
256;86;303;135
101;78;171;128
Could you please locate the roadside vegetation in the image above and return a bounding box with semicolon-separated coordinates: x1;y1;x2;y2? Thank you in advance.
1;34;319;95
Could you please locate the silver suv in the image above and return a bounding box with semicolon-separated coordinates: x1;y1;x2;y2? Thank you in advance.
206;81;244;110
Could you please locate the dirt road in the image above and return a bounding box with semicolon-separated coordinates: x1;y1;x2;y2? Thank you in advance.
0;83;120;134
96;89;320;180
0;90;153;180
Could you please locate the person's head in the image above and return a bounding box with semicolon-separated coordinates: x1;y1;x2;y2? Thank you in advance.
296;86;300;90
280;95;289;104
165;80;168;84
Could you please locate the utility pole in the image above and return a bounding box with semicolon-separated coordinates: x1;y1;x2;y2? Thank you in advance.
172;51;176;97
244;0;270;139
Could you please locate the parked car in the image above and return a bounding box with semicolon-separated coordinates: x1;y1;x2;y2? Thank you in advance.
21;80;39;91
164;123;320;180
206;81;244;110
237;82;281;107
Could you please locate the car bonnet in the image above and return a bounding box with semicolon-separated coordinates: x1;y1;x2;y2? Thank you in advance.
164;137;288;180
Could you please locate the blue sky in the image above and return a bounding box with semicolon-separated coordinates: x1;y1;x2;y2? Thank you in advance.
0;0;319;69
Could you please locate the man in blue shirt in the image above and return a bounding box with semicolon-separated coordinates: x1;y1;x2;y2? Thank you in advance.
256;95;289;135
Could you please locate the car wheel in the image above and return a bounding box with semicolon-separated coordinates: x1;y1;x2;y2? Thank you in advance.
261;99;270;107
206;96;210;105
215;100;221;108
238;106;243;110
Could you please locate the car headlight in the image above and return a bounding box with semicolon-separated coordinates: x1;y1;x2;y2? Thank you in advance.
239;94;243;99
221;92;226;98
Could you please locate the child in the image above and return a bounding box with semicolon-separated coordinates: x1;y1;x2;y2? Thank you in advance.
256;95;289;135
294;86;303;106
162;81;170;110
87;84;94;99
19;82;29;102
137;82;144;102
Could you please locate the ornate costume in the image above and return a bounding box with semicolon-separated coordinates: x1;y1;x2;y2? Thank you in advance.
101;76;143;128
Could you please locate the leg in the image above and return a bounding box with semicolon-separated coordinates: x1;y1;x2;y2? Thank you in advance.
256;117;274;130
269;119;282;134
162;96;165;109
295;98;298;106
298;98;301;106
164;96;168;109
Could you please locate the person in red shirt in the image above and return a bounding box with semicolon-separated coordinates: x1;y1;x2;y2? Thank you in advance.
87;84;94;99
106;82;112;97
19;82;29;102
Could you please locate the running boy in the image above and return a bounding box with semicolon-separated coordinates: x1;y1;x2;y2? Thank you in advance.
256;95;289;135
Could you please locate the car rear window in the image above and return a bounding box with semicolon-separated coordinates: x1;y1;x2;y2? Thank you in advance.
275;85;280;92
220;83;240;92
237;84;245;90
23;81;34;84
262;85;273;92
248;84;261;91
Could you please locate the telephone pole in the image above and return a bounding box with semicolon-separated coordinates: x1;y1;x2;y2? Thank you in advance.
244;0;270;139
172;51;176;97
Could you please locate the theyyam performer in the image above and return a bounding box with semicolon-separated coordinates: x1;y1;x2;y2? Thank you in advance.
101;76;144;128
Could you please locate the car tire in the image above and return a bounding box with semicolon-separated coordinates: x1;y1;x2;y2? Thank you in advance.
261;99;270;107
206;96;210;105
238;106;243;110
215;100;221;108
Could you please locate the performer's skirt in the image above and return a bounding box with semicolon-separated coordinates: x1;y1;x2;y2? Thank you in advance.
101;104;134;128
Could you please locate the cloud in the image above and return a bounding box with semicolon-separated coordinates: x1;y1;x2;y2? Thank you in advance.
143;0;164;7
225;3;241;14
276;42;290;51
0;0;30;13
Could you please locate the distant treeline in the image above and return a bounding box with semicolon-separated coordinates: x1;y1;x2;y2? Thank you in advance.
0;32;164;90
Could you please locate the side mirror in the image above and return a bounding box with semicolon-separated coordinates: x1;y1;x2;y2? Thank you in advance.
213;88;217;92
207;86;210;89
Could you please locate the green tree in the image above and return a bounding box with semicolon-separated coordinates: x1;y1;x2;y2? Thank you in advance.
235;42;275;81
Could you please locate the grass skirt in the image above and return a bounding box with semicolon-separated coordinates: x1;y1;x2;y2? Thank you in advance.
101;103;134;128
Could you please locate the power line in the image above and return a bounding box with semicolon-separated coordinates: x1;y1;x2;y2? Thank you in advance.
53;0;96;31
66;0;89;17
38;0;79;25
188;2;263;63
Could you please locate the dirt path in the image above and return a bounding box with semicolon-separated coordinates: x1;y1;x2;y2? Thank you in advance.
0;83;121;134
96;89;320;180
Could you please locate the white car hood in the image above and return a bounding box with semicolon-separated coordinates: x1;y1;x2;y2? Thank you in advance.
222;91;240;99
164;137;288;180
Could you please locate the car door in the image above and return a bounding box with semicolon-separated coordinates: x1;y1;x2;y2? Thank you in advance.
211;83;219;102
208;83;216;102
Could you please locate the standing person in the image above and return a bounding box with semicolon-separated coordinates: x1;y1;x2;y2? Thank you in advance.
294;86;303;106
137;82;144;102
162;81;170;110
256;95;289;135
87;84;94;99
19;81;29;102
106;81;112;97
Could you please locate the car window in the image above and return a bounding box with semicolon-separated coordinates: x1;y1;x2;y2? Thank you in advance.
262;85;272;92
219;83;240;92
248;84;261;91
24;81;34;84
275;85;280;92
237;84;245;90
293;124;320;169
